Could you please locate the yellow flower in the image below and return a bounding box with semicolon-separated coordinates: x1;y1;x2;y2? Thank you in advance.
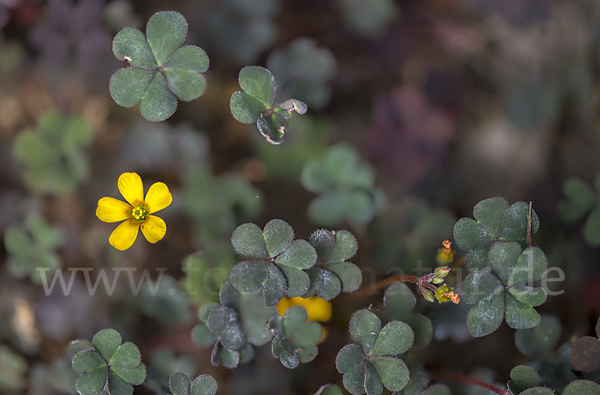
96;172;172;250
277;296;332;322
277;296;332;344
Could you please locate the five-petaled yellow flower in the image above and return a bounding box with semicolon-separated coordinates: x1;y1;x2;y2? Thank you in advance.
96;172;172;250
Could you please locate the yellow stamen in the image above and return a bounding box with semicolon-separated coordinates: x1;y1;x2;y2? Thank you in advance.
131;206;148;221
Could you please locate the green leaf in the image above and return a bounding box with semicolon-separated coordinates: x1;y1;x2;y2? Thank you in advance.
75;366;108;395
509;247;548;285
231;223;269;259
369;357;409;391
505;293;541;329
326;261;362;292
509;285;547;307
462;271;503;305
169;372;190;395
256;113;289;145
336;344;365;373
211;341;239;369
109;68;156;107
111;363;146;385
563;380;600;395
515;315;561;359
402;314;433;348
291;322;323;347
315;384;344;395
453;218;494;251
240;291;276;346
509;365;541;393
112;27;156;68
402;364;430;395
304;268;341;300
208;307;246;351
275;240;317;269
230;91;267;124
4;228;31;257
164;68;207;102
474;197;509;229
164;45;209;73
139;72;177;122
191;374;218;395
343;359;367;395
584;205;600;245
238;66;275;106
92;329;122;361
364;361;383;395
107;369;133;395
229;261;268;292
277;264;310;297
219;282;240;310
297;343;319;363
309;229;336;261
466;289;505;337
326;230;359;263
110;342;141;369
384;283;416;318
421;384;452;395
72;350;105;374
500;202;540;241
191;324;218;348
146;11;187;66
262;264;288;306
559;179;596;221
368;321;414;356
263;219;294;257
302;161;333;193
488;242;522;285
520;388;555;395
350;309;381;352
283;306;308;336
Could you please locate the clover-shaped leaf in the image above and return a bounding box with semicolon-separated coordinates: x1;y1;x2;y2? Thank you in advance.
462;242;548;337
563;380;600;395
110;11;209;122
559;175;600;246
230;66;307;145
336;309;413;395
13;111;92;195
515;315;561;359
71;329;146;395
5;213;64;284
570;316;600;372
384;283;433;347
229;220;317;305
192;282;275;368
454;198;540;272
168;372;217;395
301;144;384;226
268;305;322;369
507;365;542;394
303;229;362;300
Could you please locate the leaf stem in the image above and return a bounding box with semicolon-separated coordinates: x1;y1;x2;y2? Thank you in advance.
526;201;532;248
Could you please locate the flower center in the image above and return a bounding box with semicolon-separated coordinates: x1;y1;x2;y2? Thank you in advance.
131;206;149;222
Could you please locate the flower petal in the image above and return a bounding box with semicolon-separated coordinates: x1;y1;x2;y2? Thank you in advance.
118;172;144;206
109;220;139;250
96;197;132;223
145;182;172;214
140;215;166;243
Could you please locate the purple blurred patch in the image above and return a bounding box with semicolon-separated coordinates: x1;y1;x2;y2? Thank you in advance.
368;86;456;184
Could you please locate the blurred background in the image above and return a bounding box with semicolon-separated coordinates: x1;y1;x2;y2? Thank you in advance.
1;0;600;394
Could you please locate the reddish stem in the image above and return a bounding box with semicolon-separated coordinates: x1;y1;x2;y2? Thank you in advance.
438;374;510;395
